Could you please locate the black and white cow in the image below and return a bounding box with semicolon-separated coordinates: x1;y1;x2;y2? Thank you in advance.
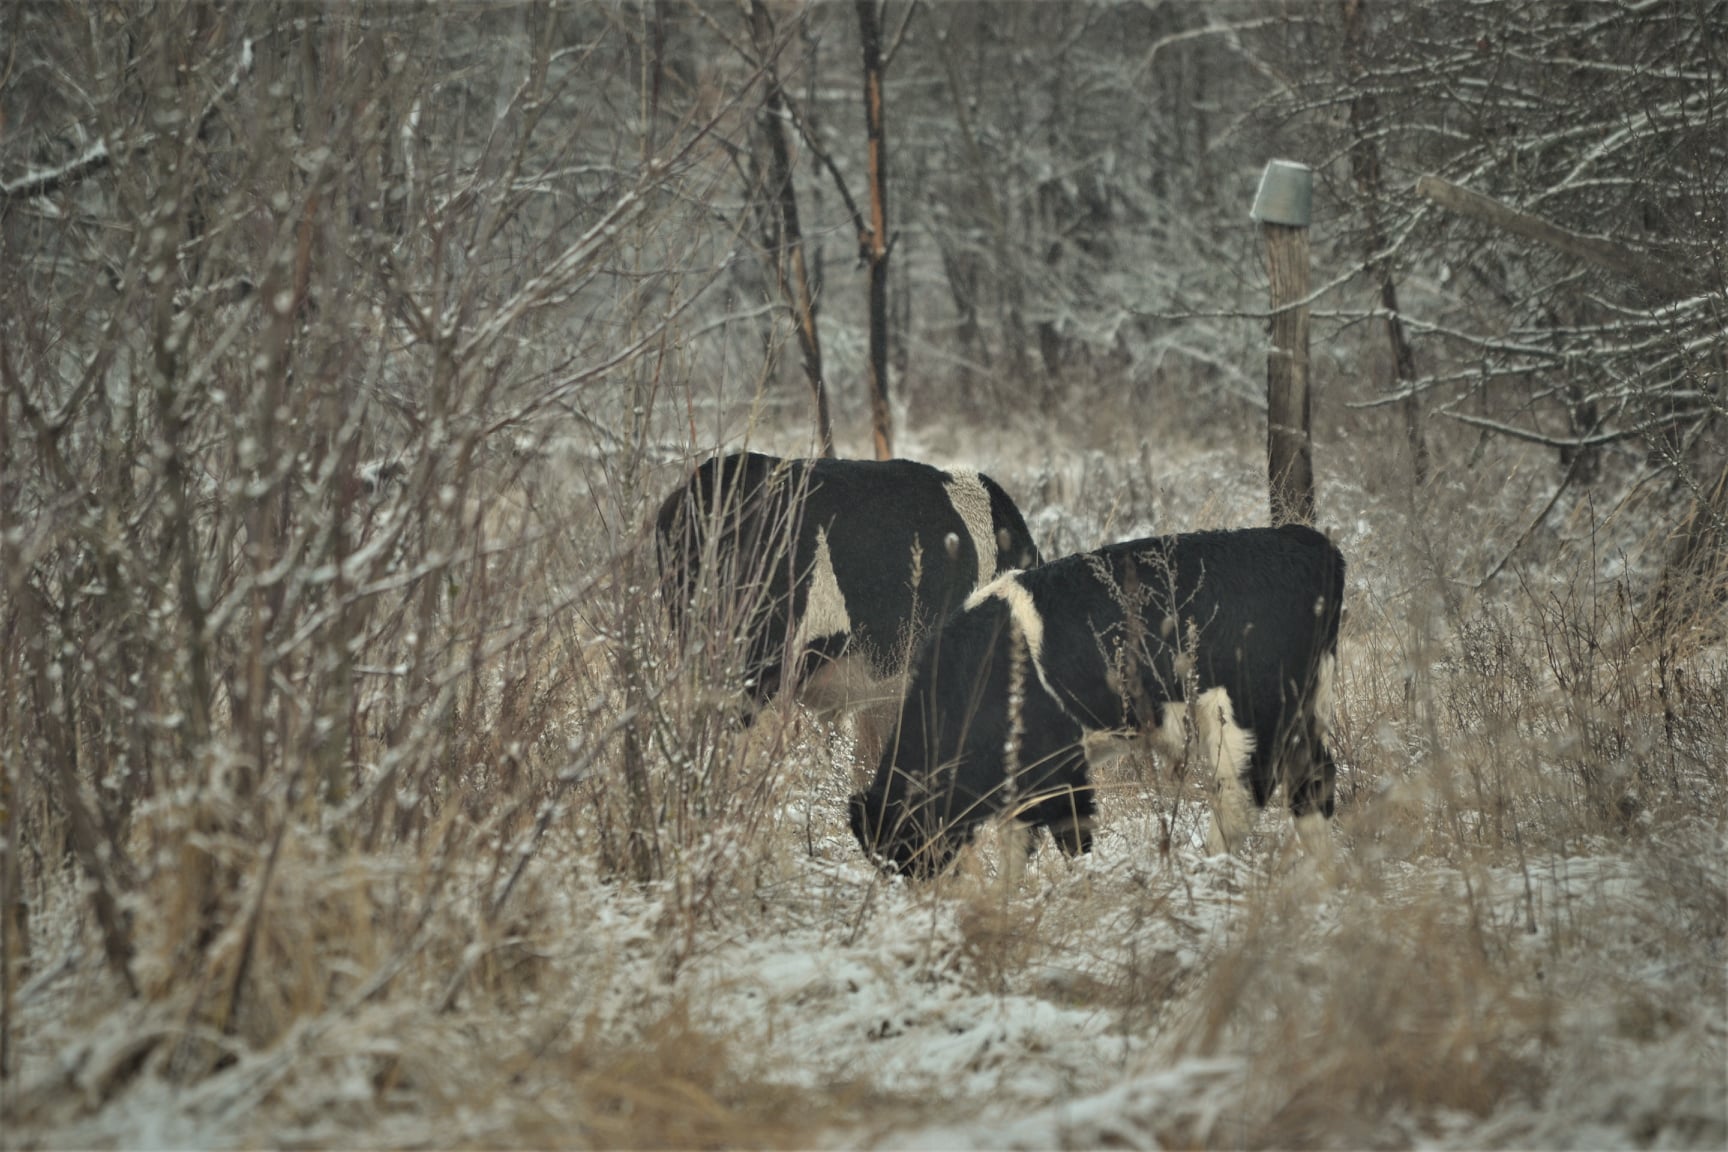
849;524;1346;877
655;451;1042;726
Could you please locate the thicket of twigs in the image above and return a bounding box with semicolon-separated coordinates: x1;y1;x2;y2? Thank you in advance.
1;4;1723;1147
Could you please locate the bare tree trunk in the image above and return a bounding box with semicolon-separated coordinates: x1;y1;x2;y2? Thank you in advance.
748;0;835;458
18;580;137;995
643;0;668;161
1;740;22;1080
937;9;1030;390
857;0;894;460
893;226;912;386
1341;0;1428;487
614;1;674;885
0;357;29;1062
941;245;984;399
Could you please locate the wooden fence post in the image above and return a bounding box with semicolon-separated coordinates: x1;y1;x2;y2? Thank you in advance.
1254;159;1316;527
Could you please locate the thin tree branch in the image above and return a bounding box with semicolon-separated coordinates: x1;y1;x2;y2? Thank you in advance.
777;87;868;243
1472;446;1590;589
1;36;257;201
882;0;920;69
1436;405;1697;449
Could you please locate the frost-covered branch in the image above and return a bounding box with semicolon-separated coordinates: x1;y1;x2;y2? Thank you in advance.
1;36;256;202
0;138;113;200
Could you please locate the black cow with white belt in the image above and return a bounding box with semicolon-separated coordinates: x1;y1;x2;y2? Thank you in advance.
655;451;1042;726
849;524;1346;877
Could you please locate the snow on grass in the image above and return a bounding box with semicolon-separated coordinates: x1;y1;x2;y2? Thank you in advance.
8;428;1725;1149
9;743;1725;1148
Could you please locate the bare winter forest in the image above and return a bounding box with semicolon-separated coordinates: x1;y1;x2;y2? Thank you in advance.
1;1;1725;1148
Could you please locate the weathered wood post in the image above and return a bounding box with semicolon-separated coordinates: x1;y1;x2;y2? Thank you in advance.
1253;159;1315;527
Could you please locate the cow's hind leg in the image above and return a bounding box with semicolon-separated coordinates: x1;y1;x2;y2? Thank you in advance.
1039;790;1095;856
1288;653;1339;863
1191;688;1257;855
1287;739;1337;863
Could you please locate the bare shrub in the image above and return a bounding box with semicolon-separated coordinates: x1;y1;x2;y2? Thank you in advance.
0;0;762;1091
2;6;1722;1148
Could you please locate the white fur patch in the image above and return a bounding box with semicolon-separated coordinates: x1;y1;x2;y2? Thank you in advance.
966;574;1044;665
943;470;999;579
965;573;1070;719
1151;701;1190;763
1192;687;1256;780
1171;687;1255;855
793;527;852;652
1312;651;1338;740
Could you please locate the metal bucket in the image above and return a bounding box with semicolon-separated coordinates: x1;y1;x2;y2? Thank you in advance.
1251;160;1313;227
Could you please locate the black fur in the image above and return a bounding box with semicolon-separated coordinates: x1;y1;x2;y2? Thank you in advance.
655;451;1041;716
850;525;1346;877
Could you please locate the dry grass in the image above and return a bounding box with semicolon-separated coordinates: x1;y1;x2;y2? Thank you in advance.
5;404;1725;1150
0;10;1722;1144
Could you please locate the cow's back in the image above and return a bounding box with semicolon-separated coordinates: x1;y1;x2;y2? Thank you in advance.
800;458;986;670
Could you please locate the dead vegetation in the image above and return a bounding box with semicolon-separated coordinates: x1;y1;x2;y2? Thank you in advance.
1;3;1724;1148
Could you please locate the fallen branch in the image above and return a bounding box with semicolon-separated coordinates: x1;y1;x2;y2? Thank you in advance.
1415;174;1697;299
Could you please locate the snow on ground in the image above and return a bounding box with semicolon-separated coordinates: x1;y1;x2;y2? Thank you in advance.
9;725;1725;1149
8;429;1725;1148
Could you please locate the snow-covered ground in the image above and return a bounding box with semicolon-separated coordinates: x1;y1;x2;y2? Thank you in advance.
7;425;1725;1149
13;799;1722;1148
